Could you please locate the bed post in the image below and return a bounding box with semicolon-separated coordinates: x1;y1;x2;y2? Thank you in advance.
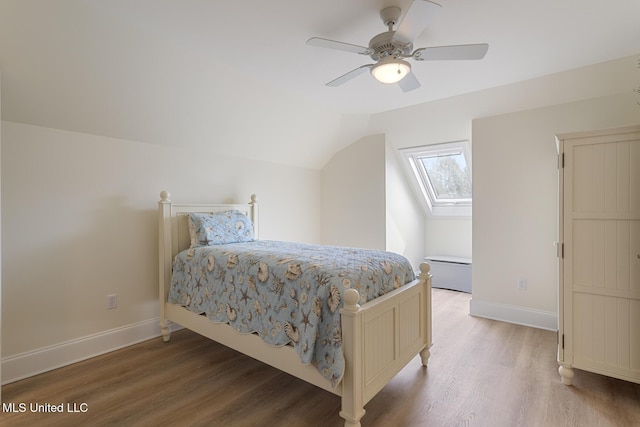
158;191;172;342
418;262;432;366
339;288;365;427
249;194;259;239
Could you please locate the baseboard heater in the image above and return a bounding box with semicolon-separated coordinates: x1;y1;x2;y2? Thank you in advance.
424;256;472;293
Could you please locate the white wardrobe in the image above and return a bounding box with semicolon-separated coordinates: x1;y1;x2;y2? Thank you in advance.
557;125;640;385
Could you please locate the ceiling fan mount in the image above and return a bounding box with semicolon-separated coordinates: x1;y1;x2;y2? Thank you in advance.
380;5;402;28
306;0;489;92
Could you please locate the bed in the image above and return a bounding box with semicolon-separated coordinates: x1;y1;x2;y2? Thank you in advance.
158;191;432;426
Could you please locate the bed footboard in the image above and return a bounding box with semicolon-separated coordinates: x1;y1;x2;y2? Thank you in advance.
339;263;432;427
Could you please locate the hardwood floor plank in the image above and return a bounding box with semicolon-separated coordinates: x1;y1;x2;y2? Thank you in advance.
3;289;639;426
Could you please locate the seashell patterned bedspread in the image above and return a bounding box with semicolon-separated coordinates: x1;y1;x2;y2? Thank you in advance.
169;240;416;386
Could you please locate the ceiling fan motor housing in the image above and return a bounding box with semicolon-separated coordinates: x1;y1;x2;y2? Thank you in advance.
368;31;412;61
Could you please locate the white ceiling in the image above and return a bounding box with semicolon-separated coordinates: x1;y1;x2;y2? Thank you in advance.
0;0;639;169
87;0;640;115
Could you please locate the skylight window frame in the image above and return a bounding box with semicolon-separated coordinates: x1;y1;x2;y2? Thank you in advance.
401;141;472;217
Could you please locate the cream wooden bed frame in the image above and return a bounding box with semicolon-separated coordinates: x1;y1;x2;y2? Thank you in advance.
158;191;433;427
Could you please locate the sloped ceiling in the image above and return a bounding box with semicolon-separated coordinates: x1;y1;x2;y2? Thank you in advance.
1;0;639;168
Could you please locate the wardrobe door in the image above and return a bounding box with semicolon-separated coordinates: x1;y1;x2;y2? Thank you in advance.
558;126;640;385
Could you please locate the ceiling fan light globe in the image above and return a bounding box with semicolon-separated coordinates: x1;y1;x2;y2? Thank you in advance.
371;58;411;84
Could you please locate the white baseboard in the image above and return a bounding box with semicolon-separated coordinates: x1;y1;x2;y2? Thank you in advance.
469;299;558;331
2;318;163;385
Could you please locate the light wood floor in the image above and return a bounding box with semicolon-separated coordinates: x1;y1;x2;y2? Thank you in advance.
3;289;639;426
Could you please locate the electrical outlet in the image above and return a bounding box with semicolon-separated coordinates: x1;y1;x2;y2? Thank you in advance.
517;279;527;290
107;294;118;310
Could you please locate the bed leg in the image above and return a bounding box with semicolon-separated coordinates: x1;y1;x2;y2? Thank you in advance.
160;319;171;342
419;347;431;367
342;417;362;427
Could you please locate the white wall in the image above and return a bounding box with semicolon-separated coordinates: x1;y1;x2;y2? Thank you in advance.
471;92;639;329
423;219;472;258
384;144;425;268
321;134;387;250
1;122;321;362
320;134;425;269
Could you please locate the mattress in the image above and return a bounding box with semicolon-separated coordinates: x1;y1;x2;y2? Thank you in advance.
169;240;416;386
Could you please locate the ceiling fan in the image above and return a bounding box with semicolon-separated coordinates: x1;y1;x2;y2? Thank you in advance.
306;0;488;92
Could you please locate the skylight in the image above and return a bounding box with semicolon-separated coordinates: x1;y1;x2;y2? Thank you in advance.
401;141;472;217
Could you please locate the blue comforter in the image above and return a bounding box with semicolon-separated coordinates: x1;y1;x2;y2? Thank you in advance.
169;240;415;386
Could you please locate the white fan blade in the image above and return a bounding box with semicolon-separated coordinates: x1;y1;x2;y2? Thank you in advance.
414;44;489;61
398;71;421;92
326;65;373;87
306;37;372;55
393;0;442;45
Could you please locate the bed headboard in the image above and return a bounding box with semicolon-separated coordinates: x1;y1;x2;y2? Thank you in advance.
158;191;259;312
158;191;259;255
